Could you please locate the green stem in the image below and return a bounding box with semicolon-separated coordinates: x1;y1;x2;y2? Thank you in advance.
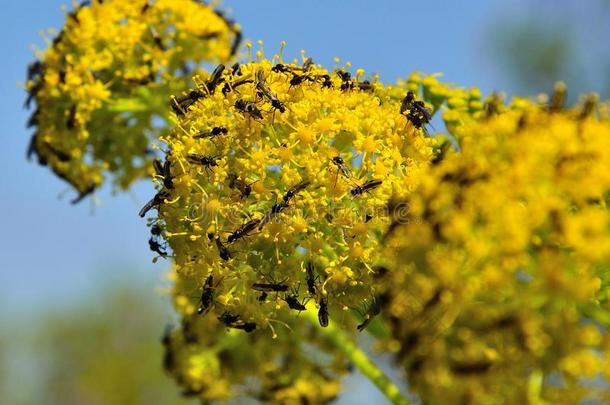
304;305;413;405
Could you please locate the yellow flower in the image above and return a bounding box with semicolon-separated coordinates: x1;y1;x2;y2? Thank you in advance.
381;89;610;403
145;54;442;333
26;0;240;202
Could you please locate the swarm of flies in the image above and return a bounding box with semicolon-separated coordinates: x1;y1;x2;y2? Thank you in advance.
400;91;432;132
270;58;334;90
252;279;307;312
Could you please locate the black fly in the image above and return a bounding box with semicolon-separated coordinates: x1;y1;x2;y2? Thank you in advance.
187;154;220;177
218;312;256;332
350;179;383;197
197;275;215;315
256;70;286;113
258;180;310;230
282;180;310;204
205;64;225;94
400;91;432;131
209;234;232;261
221;76;253;95
285;294;306;311
356;296;382;332
171;89;205;116
153;158;174;190
227;173;257;199
305;261;317;296
139;190;170;218
227;218;260;243
331;156;352;179
318;296;329;327
284;287;306;311
252;283;289;293
193;126;227;140
336;70;354;91
149;237;167;257
235;99;263;120
357;80;374;92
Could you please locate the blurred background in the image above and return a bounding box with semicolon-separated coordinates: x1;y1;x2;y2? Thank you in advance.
1;0;608;403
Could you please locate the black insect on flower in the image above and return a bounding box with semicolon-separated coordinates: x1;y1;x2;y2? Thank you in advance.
305;261;317;297
227;173;257;199
197;275;215;315
350;179;383;197
210;234;232;261
336;69;354;91
284;289;307;311
356;296;383;332
252;282;290;293
153;157;174;190
149;237;167;257
256;70;286;114
217;312;256;332
235;98;264;120
282;180;310;204
192;126;228;140
357;80;374;92
187;154;220;177
222;76;253;95
227;218;261;243
139;190;170;218
171;89;205;116
318;296;329;327
400;91;432;132
205;64;226;95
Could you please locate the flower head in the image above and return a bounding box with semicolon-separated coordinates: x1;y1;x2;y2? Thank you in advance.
144;54;444;332
26;0;240;202
380;90;610;403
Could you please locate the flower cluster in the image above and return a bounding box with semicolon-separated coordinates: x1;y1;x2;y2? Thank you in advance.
26;0;240;202
379;90;610;404
161;300;349;404
141;54;451;334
